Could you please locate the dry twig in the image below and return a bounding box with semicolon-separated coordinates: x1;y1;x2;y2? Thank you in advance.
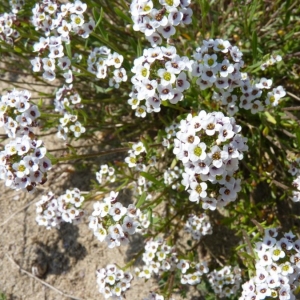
5;254;83;300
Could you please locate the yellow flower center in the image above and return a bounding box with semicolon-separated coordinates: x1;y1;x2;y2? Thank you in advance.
193;146;202;157
163;72;172;81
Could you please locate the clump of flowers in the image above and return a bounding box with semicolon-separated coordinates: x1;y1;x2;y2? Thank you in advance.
87;46;127;88
0;89;51;192
35;188;85;229
0;12;20;45
125;141;147;170
53;83;86;140
9;0;25;13
163;166;182;189
173;110;248;210
288;158;300;203
192;39;286;115
130;0;193;46
184;213;212;241
31;0;94;39
89;191;142;248
208;266;242;298
239;228;300;300
96;164;116;184
30;0;94;82
54;84;83;114
129;46;192;117
260;53;282;70
135;237;209;286
96;264;133;299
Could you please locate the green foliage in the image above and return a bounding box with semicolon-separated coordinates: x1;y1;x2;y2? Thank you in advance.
0;293;6;300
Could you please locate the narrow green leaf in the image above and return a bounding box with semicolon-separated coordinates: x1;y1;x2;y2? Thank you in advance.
13;46;22;53
93;7;104;30
65;43;72;59
136;191;147;208
92;7;100;23
249;0;258;23
140;171;164;187
262;126;269;136
284;0;291;27
137;38;142;57
252;30;258;61
148;208;153;225
46;152;58;165
264;112;276;124
170;158;177;169
295;129;300;147
238;251;255;261
199;0;209;18
114;7;132;23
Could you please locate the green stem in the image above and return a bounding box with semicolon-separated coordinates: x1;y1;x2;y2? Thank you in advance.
53;147;130;163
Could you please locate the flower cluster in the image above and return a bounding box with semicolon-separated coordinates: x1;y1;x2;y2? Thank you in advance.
136;237;209;286
0;89;51;192
35;188;85;229
261;54;282;71
87;46;127;88
31;0;94;39
240;228;300;300
58;111;86;140
96;264;133;299
130;0;193;46
30;0;94;82
208;266;242;298
129;46;192;117
125;141;147;169
88;191;142;248
163;166;182;189
192;39;286;115
288;158;300;202
96;164;116;184
9;0;25;13
0;12;20;45
173;110;248;210
54;83;84;113
53;84;86;140
184;213;212;241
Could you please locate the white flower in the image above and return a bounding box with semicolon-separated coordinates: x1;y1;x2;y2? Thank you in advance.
12;160;29;178
42;58;56;71
109;224;124;239
30;57;41;72
203;53;218;69
132;141;145;155
157;23;175;39
122;216;139;235
176;72;190;91
157;68;176;85
125;154;137;167
209;145;228;168
189;181;208;201
213;39;231;53
135;105;147;118
256;77;272;89
109;202;127;222
177;259;190;274
188;142;207;162
70;121;85;137
70;14;84;27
